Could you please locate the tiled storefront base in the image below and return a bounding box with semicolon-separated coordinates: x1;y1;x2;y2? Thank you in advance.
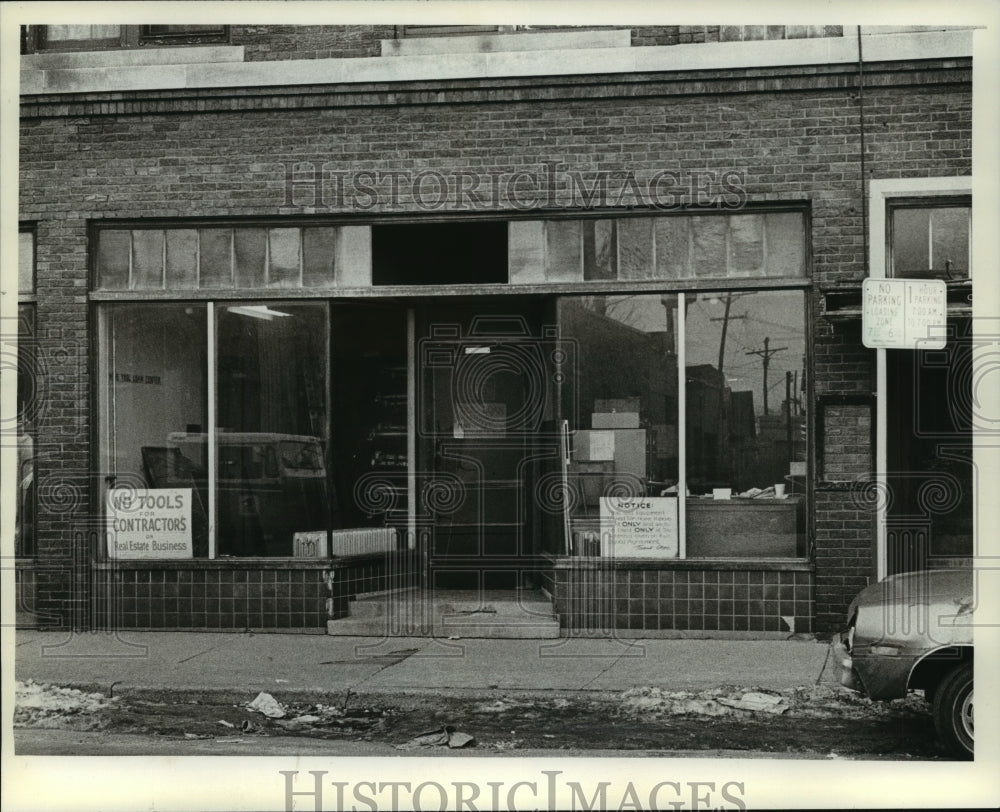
88;552;415;630
541;556;814;637
91;560;331;630
14;561;39;625
38;553;812;635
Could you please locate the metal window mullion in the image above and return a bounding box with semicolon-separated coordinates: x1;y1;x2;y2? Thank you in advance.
127;232;135;290
207;302;217;560
407;308;416;549
649;218;656;278
876;347;886;580
677;291;687;559
927;211;934;271
967;209;973;279
229;228;236;288
99;308;114;558
264;230;271;287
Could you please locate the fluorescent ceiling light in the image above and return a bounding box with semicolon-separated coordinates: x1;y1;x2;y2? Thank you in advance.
228;305;292;321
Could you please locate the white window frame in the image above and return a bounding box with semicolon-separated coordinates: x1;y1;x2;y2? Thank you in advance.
869;176;972;581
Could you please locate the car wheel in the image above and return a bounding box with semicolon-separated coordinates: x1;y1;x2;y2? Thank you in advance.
932;662;973;758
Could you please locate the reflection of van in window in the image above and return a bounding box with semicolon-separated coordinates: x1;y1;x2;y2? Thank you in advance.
146;432;330;557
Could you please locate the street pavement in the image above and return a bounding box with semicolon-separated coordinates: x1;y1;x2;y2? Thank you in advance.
12;629;841;698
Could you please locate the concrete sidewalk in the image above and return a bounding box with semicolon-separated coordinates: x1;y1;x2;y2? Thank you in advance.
12;629;840;698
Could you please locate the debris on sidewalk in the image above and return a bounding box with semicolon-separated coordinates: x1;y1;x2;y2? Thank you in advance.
246;692;286;719
217;720;235;728
396;725;476;750
312;703;345;718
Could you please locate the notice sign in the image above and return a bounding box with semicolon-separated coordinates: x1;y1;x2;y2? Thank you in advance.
107;488;193;559
600;496;679;558
862;278;947;349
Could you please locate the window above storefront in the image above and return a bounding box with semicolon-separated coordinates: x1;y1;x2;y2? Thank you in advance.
19;228;35;296
94;224;370;291
22;24;229;52
889;200;971;281
92;209;807;295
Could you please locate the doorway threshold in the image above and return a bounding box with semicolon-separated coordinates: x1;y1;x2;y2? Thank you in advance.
327;587;560;639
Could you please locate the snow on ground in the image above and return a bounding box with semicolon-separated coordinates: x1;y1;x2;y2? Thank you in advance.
14;680;119;729
619;684;929;719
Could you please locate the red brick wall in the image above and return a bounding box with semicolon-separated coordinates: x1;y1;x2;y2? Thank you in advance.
19;56;971;630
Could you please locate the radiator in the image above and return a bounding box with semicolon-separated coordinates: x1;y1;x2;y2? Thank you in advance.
328;527;398;556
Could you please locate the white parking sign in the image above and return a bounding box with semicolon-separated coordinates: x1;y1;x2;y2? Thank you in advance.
862;278;947;349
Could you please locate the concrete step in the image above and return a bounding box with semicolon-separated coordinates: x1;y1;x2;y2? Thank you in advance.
348;589;555;618
326;617;560;638
328;589;561;638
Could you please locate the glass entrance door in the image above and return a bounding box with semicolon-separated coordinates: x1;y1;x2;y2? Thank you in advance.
417;300;555;590
885;318;974;575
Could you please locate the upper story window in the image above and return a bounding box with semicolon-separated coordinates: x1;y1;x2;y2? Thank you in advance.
889;199;971;281
19;228;35;296
22;25;228;53
399;26;506;38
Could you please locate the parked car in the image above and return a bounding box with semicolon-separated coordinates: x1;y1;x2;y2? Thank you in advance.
835;567;974;757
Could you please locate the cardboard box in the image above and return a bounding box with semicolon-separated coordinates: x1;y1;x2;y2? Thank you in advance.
612;428;646;479
594;398;640;414
592;411;640;429
574;429;615;461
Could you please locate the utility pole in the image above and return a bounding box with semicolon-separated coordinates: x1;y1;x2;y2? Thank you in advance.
709;293;747;376
745;336;786;415
785;371;793;465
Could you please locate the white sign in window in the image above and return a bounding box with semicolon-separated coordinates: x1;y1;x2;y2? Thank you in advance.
862;278;947;350
600;496;679;558
107;488;193;559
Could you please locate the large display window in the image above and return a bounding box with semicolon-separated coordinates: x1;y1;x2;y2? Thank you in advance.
99;302;333;559
683;290;807;558
557;289;808;559
558;295;680;557
94;211;808;564
100;304;210;557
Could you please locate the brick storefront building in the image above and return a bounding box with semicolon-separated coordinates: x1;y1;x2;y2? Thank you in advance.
12;24;977;636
